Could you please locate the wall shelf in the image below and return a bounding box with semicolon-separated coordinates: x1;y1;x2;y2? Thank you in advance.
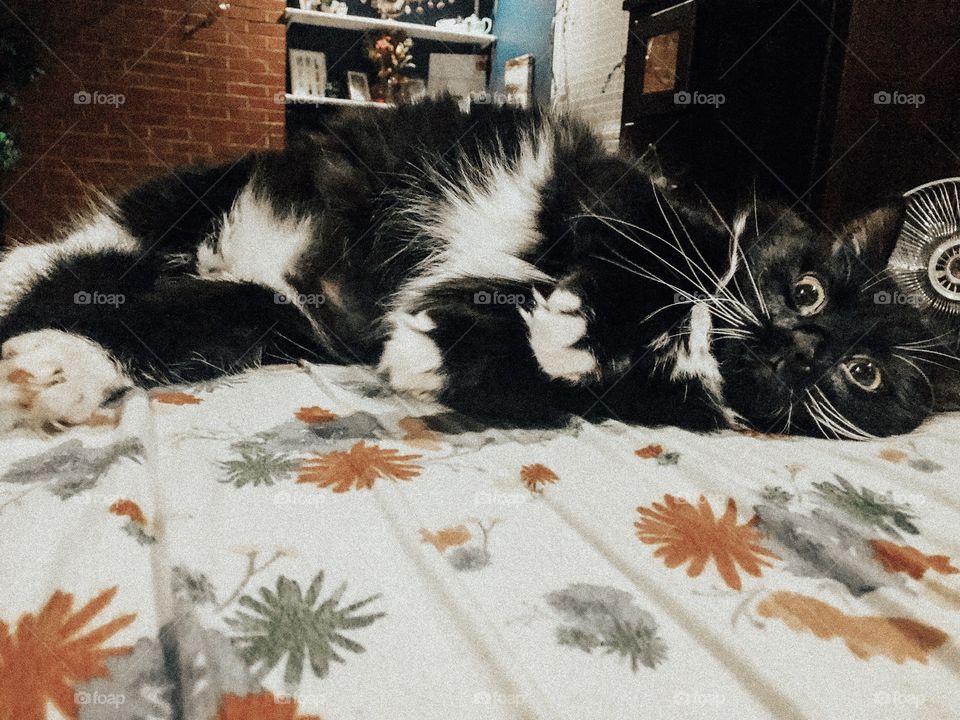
284;8;497;47
285;94;395;109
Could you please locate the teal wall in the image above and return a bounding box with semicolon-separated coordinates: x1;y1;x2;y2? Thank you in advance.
490;0;557;105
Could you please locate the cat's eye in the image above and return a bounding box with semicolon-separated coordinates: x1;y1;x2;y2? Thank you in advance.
793;274;827;316
842;357;882;392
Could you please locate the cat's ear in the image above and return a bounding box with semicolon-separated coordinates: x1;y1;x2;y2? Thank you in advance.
836;199;906;270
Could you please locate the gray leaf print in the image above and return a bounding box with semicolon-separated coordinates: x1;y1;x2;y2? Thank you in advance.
545;583;667;671
1;437;144;500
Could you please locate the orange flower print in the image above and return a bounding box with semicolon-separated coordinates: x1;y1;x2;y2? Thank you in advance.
635;495;778;590
879;449;908;464
635;444;663;459
420;525;472;552
295;406;337;424
870;539;960;580
297;441;422;492
215;692;322;720
757;591;948;664
398;416;443;450
0;586;136;720
109;499;147;526
521;463;558;493
150;390;203;405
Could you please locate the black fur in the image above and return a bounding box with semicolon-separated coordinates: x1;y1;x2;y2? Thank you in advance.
2;99;956;437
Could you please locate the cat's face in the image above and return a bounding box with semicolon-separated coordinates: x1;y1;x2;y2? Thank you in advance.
713;202;959;438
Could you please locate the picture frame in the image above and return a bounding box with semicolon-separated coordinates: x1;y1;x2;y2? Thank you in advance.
347;71;372;102
504;54;535;108
288;49;327;97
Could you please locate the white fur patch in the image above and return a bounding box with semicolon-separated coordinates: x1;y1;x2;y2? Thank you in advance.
670;303;723;395
197;185;313;299
0;212;139;318
0;330;129;432
520;288;599;383
378;311;445;400
392;130;556;314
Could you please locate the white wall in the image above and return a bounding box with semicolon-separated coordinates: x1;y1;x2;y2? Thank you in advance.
551;0;630;151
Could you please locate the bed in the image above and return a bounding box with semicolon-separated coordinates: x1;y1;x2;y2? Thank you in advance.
1;361;958;720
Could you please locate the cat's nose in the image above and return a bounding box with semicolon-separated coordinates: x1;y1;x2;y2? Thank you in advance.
786;329;821;375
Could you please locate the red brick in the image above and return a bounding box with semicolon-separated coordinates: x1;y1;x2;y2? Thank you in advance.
3;0;287;242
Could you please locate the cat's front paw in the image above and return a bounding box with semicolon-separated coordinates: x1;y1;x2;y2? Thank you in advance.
520;288;599;383
378;311;446;401
0;330;129;432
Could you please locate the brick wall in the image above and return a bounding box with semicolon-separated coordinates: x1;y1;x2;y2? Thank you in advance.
1;0;287;243
551;0;629;151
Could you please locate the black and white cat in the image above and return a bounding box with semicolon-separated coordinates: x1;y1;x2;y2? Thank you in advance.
0;99;956;437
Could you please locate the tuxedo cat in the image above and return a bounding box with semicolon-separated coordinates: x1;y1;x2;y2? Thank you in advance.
0;99;956;437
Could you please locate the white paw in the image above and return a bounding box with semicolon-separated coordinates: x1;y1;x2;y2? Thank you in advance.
378;312;446;401
0;330;129;432
520;288;599;383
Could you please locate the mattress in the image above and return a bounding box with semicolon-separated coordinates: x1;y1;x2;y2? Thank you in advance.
1;362;958;720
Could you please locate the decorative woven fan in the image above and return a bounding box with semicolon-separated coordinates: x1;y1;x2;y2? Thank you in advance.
888;177;960;316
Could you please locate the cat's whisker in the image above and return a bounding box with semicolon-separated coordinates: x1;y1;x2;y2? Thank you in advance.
893;353;936;398
812;386;877;440
894;352;959;373
893;346;958;362
896;332;955;348
805;391;863;440
597;190;763;329
591;249;750;329
734;243;770;319
660;193;766;328
802;394;836;439
590;213;720;304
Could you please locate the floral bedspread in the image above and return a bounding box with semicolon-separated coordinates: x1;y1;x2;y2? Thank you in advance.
2;362;959;720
